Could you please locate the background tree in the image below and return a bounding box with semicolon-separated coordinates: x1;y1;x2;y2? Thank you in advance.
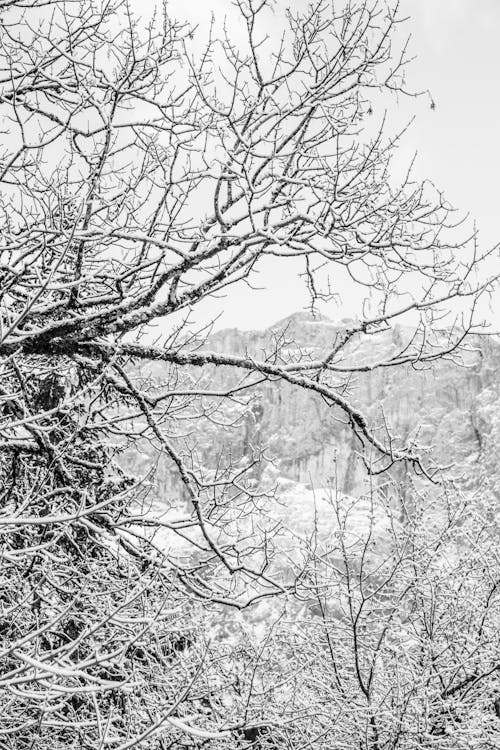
0;0;497;747
288;484;500;749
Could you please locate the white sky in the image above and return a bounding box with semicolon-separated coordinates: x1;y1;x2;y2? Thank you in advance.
137;0;500;331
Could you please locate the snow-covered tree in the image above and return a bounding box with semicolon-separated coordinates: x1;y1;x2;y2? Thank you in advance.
0;0;497;746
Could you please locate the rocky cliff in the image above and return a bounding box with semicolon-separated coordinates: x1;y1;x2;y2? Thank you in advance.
123;312;500;505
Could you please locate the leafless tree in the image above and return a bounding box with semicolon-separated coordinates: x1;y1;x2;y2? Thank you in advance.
271;482;500;749
0;0;497;746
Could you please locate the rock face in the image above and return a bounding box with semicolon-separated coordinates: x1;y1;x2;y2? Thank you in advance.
205;312;496;488
124;312;500;503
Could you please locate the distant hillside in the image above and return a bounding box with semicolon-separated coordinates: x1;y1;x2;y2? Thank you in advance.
122;313;500;506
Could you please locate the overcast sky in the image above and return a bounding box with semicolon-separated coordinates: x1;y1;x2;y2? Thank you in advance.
397;0;499;245
139;0;500;331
